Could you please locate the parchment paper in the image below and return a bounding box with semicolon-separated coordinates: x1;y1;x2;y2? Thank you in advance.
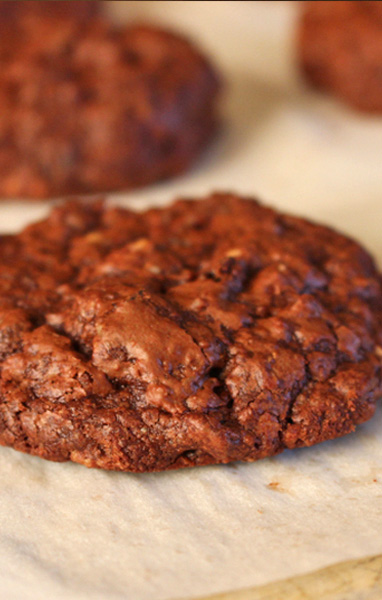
1;3;381;599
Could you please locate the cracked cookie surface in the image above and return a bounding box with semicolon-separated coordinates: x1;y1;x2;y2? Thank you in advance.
0;1;219;198
0;193;381;471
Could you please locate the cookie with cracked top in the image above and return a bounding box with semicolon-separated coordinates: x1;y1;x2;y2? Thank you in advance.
0;1;219;198
0;193;381;472
299;1;382;112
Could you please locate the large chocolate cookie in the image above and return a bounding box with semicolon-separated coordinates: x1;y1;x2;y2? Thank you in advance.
0;194;381;472
299;1;382;112
0;1;219;198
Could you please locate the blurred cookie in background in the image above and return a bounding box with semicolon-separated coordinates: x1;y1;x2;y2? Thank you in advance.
0;1;220;199
298;1;382;112
0;0;101;23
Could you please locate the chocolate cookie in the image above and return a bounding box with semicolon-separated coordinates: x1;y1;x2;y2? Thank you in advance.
0;193;381;472
299;1;382;112
0;0;100;22
0;2;219;198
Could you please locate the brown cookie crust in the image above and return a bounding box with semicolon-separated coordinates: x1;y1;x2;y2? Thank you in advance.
298;1;382;112
0;193;381;471
0;2;219;198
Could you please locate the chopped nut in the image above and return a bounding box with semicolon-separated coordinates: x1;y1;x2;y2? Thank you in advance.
130;238;150;251
225;248;243;258
148;265;161;274
85;232;103;243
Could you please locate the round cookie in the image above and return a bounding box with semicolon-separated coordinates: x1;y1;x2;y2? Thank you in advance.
0;2;219;198
0;193;381;472
298;1;382;112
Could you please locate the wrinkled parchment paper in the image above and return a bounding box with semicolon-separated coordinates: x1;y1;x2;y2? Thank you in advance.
1;3;381;599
